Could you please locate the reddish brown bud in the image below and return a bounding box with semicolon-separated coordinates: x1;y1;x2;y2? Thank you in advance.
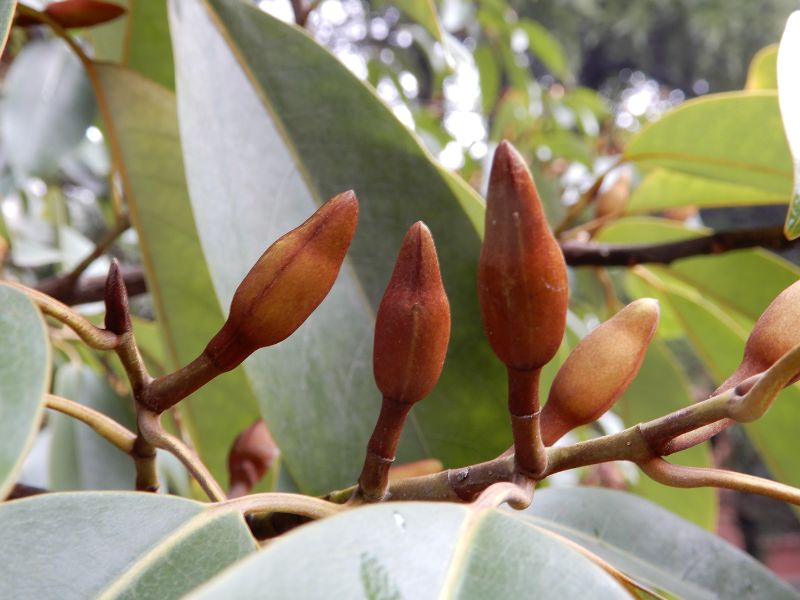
205;191;358;372
228;419;279;499
104;258;131;335
478;140;569;371
37;0;126;29
373;222;451;404
717;279;800;394
541;298;660;445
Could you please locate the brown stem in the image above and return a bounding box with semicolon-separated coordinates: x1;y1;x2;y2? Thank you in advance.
507;368;547;477
139;352;223;413
357;399;413;502
35;265;147;306
560;225;795;267
289;0;309;26
639;458;800;506
46;394;136;454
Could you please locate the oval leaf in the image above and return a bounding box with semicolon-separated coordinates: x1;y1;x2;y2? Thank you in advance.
190;502;630;598
169;0;505;494
526;487;799;600
0;284;50;497
0;492;256;599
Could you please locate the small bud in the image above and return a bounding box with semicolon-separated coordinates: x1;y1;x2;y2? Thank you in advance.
717;279;800;393
373;222;451;404
43;0;126;28
228;419;279;499
478;140;568;372
104;258;131;335
541;298;660;445
205;191;358;372
595;170;631;219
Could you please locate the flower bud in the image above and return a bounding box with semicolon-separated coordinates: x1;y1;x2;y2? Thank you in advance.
104;258;131;335
41;0;126;28
373;221;451;404
205;191;358;372
228;419;279;499
541;298;660;445
716;279;800;394
478;140;568;371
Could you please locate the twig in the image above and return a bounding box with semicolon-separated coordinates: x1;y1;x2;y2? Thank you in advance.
217;492;345;520
2;281;120;349
138;409;226;502
46;394;136;455
639;458;800;507
560;225;795;267
34;265;148;306
289;0;309;27
6;483;48;500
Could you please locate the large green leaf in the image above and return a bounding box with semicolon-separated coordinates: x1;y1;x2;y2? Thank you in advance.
615;341;715;528
518;18;571;82
0;285;50;496
0;492;256;599
49;362;136;491
0;38;97;179
94;63;264;490
624;92;793;198
526;487;799;600
169;0;504;494
387;0;444;43
190;502;630;599
0;0;14;56
627;168;787;214
778;12;800;238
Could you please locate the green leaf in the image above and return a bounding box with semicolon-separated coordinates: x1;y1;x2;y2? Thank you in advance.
624;92;793;198
89;0;175;89
526;487;799;600
392;0;444;44
0;38;97;179
190;503;630;598
778;12;800;238
169;0;505;494
474;44;499;114
0;492;256;599
518;18;571;81
627;168;788;214
615;341;715;528
745;44;778;91
49;362;136;491
93;63;263;491
0;0;15;56
0;285;50;496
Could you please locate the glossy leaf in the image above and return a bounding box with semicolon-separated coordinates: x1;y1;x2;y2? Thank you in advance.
0;492;256;599
169;0;505;494
627;168;787;214
614;341;715;528
0;0;15;55
779;12;800;238
49;362;135;491
624;92;793;198
526;487;799;600
745;43;778;90
0;38;97;179
190;502;630;599
0;285;50;497
94;64;264;490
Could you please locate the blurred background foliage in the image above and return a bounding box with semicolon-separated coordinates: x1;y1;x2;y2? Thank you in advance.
2;0;800;572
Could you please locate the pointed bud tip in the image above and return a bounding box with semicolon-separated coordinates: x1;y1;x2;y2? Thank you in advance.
104;258;131;335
